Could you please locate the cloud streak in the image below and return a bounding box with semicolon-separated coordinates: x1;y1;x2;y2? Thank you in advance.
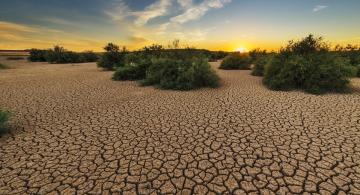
171;0;231;24
107;0;172;26
133;0;172;26
0;20;104;51
313;5;328;12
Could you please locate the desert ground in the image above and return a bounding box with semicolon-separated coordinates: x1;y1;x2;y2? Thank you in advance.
0;56;360;194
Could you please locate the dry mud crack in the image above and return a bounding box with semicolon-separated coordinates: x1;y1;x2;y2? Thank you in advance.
0;61;360;194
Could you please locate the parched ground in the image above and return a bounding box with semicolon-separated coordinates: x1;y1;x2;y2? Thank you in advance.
0;58;360;195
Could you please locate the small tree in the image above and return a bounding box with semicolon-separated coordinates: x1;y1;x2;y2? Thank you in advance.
98;43;126;70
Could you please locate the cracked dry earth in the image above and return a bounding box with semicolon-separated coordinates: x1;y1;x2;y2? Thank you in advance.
0;59;360;195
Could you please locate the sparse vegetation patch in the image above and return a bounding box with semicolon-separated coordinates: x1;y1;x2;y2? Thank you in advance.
0;63;10;69
251;55;272;77
6;57;25;60
112;42;220;90
0;109;11;135
335;45;360;77
219;53;251;70
97;43;127;70
28;46;99;64
263;35;356;94
140;57;219;90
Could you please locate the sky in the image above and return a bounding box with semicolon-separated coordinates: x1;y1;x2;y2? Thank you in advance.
0;0;360;51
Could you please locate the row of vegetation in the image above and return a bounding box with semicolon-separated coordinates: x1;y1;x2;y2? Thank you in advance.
26;36;359;94
28;46;99;64
0;109;10;135
97;41;221;90
220;35;359;94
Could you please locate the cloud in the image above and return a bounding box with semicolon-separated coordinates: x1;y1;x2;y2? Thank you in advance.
39;17;77;27
313;5;328;12
106;0;172;26
0;21;38;33
128;36;149;43
105;0;231;47
106;0;131;21
177;0;193;8
171;0;231;24
133;0;172;26
0;20;104;51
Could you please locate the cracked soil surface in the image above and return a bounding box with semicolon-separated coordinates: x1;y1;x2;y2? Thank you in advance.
0;59;360;194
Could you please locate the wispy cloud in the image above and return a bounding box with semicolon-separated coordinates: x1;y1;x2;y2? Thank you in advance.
0;21;38;33
39;17;77;27
133;0;172;26
107;0;172;26
177;0;193;8
106;0;131;21
105;0;231;46
313;5;328;12
171;0;231;24
0;20;104;51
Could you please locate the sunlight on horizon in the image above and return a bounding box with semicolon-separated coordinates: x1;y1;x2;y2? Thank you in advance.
0;0;359;51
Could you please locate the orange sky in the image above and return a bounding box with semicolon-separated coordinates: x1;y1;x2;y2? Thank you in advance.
1;0;360;52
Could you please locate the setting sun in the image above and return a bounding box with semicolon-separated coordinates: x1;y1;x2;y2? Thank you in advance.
235;47;248;53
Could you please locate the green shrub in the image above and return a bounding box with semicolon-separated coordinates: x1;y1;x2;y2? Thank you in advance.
80;51;99;62
335;45;360;66
264;35;356;94
335;45;360;77
220;53;251;70
98;43;126;70
249;49;267;63
7;57;25;60
29;47;98;64
0;63;10;69
28;49;48;62
112;53;152;81
141;57;219;90
110;42;221;90
251;55;272;76
46;46;80;64
0;109;10;135
209;51;229;62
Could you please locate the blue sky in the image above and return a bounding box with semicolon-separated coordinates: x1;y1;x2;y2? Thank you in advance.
0;0;359;51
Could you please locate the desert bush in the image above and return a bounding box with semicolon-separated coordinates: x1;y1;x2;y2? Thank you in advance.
335;45;360;77
220;53;251;70
29;47;98;64
251;55;272;76
249;49;270;76
28;49;48;62
46;46;80;64
209;51;229;62
111;42;221;90
80;51;99;62
0;109;10;135
98;43;126;70
141;57;219;90
7;57;25;60
264;35;356;94
0;63;10;69
112;53;152;81
249;49;267;63
335;45;360;66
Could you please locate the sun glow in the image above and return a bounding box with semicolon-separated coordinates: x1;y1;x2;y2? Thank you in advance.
235;47;248;53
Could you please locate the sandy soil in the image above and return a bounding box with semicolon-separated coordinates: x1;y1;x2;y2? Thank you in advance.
0;59;360;194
